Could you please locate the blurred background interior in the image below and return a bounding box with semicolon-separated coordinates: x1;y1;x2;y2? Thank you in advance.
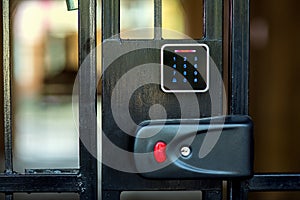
0;0;300;199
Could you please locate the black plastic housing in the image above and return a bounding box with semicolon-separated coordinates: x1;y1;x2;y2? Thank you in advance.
134;115;253;179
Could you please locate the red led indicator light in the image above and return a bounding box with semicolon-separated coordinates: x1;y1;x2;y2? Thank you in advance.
174;49;196;53
153;141;167;163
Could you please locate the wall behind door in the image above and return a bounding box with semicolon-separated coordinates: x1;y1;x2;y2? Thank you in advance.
250;0;300;199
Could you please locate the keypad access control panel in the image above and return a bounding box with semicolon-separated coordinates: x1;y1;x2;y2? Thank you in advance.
161;44;209;93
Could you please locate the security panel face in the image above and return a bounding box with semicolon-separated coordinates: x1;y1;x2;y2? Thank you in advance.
161;44;209;93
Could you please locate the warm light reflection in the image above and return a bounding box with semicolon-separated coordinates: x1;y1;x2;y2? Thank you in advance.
162;0;185;38
14;1;78;95
120;0;154;39
13;0;79;172
120;0;187;39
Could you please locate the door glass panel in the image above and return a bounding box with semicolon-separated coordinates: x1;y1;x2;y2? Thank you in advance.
162;0;204;39
120;0;154;39
13;0;79;172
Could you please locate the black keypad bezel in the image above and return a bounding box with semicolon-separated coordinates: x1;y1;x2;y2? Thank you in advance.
161;44;209;93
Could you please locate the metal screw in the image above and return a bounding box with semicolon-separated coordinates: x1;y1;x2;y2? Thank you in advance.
180;146;191;157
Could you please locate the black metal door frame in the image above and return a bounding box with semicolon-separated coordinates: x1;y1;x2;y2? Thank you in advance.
101;0;300;199
102;0;223;199
0;0;98;199
1;0;300;199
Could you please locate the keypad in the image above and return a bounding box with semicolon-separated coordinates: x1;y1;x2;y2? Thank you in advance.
161;44;209;92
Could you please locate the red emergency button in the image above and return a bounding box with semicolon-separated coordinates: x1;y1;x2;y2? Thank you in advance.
154;141;167;163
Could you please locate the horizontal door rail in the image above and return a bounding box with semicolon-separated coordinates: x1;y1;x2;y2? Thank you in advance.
246;173;300;192
0;174;82;193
